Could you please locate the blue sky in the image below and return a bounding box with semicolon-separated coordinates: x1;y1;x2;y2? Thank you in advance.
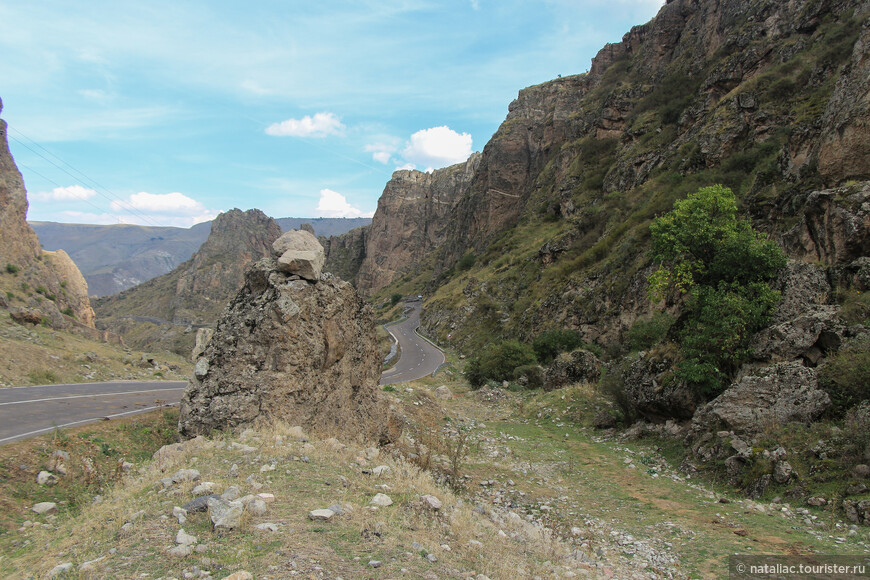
1;0;664;228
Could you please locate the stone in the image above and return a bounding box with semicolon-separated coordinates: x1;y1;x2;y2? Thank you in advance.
843;500;870;526
182;494;221;513
421;494;442;510
807;497;827;507
248;499;269;516
272;230;326;281
194;358;209;379
308;509;335;520
207;496;244;530
622;350;701;421
191;327;215;362
32;502;58;515
545;349;602;390
854;465;870;479
434;385;452;400
191;482;216;496
173;506;188;524
176;528;198;546
172;468;201;483
370;493;393;507
372;465;390;476
256;493;275;503
168;544;193;557
255;522;279;532
46;563;73;577
178;258;396;444
37;471;58;486
225;573;254;580
690;362;829;438
773;461;794;484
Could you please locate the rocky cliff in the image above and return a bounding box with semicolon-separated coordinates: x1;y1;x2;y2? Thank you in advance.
0;98;96;329
179;234;395;442
94;209;282;354
397;0;870;351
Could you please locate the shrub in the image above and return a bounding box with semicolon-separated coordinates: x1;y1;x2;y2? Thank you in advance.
598;365;637;426
818;337;870;412
466;340;537;388
841;402;870;465
61;307;75;318
456;252;476;272
532;329;584;364
5;263;19;274
626;312;675;352
513;364;544;390
390;293;403;306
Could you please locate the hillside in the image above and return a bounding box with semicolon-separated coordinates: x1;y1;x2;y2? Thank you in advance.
33;217;370;297
93;209;282;355
325;0;869;352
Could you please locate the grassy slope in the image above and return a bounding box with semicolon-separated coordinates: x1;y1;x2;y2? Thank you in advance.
2;367;867;579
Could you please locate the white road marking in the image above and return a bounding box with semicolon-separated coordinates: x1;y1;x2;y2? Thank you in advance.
0;387;186;406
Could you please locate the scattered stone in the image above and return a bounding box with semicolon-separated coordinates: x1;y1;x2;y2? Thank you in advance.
225;572;254;580
372;465;390;476
32;502;58;515
194;357;209;379
807;497;828;507
248;499;269;516
257;493;275;503
79;556;106;572
420;495;442;511
308;509;335;521
182;494;221;513
773;461;794;484
370;493;393;507
854;464;870;479
426;553;438;563
191;482;216;496
36;471;58;486
172;468;201;483
369;560;382;568
173;506;188;524
46;563;73;578
255;522;279;532
434;385;452;400
222;486;242;501
207;496;244;530
328;504;345;516
365;447;379;461
176;528;198;546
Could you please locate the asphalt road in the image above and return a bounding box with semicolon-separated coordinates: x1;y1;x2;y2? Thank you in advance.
0;381;187;445
380;301;446;385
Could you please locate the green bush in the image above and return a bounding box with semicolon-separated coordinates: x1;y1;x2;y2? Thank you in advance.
5;263;19;274
466;340;537;388
532;329;584;364
390;293;403;306
61;307;75;318
626;312;675;352
818;337;870;412
598;365;637;426
456;252;476;272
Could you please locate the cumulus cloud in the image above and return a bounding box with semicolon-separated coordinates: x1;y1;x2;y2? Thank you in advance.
402;126;473;171
108;192;219;227
315;189;374;219
32;184;97;202
364;141;400;164
265;112;345;138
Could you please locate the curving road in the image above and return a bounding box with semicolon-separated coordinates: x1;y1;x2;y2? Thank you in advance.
0;381;186;445
380;301;446;385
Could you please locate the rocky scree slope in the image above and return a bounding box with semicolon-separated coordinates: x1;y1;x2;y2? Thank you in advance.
0;97;96;332
94;208;282;355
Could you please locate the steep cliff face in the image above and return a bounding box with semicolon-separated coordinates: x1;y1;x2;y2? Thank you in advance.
354;154;480;295
94;209;282;354
0;98;96;328
321;226;367;285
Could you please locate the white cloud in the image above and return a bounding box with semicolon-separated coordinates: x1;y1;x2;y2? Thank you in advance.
364;141;400;164
395;163;416;171
265;112;345;138
32;185;97;202
372;151;392;164
315;189;374;219
108;192;219;227
402;126;473;171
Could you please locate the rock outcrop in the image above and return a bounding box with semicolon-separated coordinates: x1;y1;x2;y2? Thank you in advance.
0;97;96;328
620;349;702;421
690;362;830;439
544;348;601;390
178;239;395;443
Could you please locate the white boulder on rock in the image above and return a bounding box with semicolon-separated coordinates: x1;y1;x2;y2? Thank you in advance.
272;229;325;281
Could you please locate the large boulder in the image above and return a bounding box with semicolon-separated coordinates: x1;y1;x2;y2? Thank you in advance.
272;230;325;281
690;361;830;439
621;349;701;421
544;348;601;390
178;258;396;443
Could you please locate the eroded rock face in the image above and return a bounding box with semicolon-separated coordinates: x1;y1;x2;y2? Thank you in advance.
621;350;701;421
690;361;830;438
178;258;395;443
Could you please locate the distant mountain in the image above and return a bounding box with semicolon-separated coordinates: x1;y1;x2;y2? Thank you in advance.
31;216;370;297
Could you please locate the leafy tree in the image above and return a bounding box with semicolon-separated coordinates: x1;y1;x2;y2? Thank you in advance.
390;293;403;306
649;185;786;398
